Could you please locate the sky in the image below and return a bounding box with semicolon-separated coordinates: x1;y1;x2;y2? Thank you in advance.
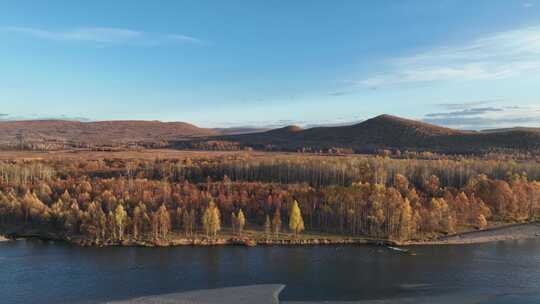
1;0;540;130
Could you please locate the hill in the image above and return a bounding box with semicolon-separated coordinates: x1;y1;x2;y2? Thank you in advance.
175;114;540;154
0;120;219;150
3;115;540;154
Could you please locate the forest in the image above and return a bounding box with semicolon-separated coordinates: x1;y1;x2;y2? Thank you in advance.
0;152;539;245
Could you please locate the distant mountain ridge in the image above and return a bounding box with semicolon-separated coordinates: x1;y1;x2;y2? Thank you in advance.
0;120;221;150
2;115;540;153
178;114;540;154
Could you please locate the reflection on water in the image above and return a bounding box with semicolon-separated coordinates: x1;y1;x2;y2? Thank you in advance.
1;239;539;304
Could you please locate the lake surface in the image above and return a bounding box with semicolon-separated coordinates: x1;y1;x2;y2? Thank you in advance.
1;239;540;303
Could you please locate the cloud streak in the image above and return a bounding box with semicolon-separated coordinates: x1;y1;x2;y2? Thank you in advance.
425;107;503;118
1;26;207;46
355;26;540;88
423;103;540;130
0;113;92;122
435;100;498;110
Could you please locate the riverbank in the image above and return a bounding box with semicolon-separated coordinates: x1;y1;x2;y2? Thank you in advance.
69;234;395;247
2;228;397;247
1;228;395;247
407;222;540;245
0;235;10;242
5;222;540;247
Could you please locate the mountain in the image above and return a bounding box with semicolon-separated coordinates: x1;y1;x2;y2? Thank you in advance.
176;114;540;154
3;115;540;154
0;120;219;150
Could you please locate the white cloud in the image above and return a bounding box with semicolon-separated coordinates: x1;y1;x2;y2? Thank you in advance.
436;100;500;110
1;26;206;46
423;104;540;130
356;26;540;88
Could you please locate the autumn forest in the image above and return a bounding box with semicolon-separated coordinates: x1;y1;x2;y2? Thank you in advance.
1;152;539;246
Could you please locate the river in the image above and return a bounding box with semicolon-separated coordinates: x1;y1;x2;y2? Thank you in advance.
1;239;539;303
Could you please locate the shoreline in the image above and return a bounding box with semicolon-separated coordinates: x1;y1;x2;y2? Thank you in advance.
5;222;540;248
2;231;397;248
70;236;397;247
406;221;540;245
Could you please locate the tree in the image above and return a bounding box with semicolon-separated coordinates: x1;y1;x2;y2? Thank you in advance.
183;209;195;236
231;212;237;234
469;194;491;227
211;204;221;237
114;204;128;241
397;198;413;241
105;210;115;240
424;175;441;196
237;209;246;236
393;174;410;195
264;215;271;239
81;201;106;242
175;207;183;231
132;202;149;240
368;200;385;237
157;204;171;240
202;200;221;237
470;176;514;220
20;191;49;225
272;208;282;237
151;212;159;240
429;197;450;233
476;214;488;230
289;200;305;236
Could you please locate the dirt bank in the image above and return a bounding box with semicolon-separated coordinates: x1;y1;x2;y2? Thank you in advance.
8;223;540;247
0;235;10;242
71;236;394;247
408;222;540;245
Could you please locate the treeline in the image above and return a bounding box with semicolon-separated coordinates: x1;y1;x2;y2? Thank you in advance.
0;156;539;243
53;155;540;189
192;156;540;189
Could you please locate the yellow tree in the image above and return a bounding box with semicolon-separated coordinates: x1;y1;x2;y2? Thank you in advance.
289;200;305;237
397;198;413;241
393;174;410;195
132;202;149;240
476;214;488;230
210;203;221;237
264;215;272;239
114;204;128;241
157;204;171;240
203;200;221;237
237;209;246;236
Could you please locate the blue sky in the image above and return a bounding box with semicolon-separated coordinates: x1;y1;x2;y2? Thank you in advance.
1;0;540;129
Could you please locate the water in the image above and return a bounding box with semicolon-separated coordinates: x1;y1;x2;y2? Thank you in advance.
1;239;540;303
